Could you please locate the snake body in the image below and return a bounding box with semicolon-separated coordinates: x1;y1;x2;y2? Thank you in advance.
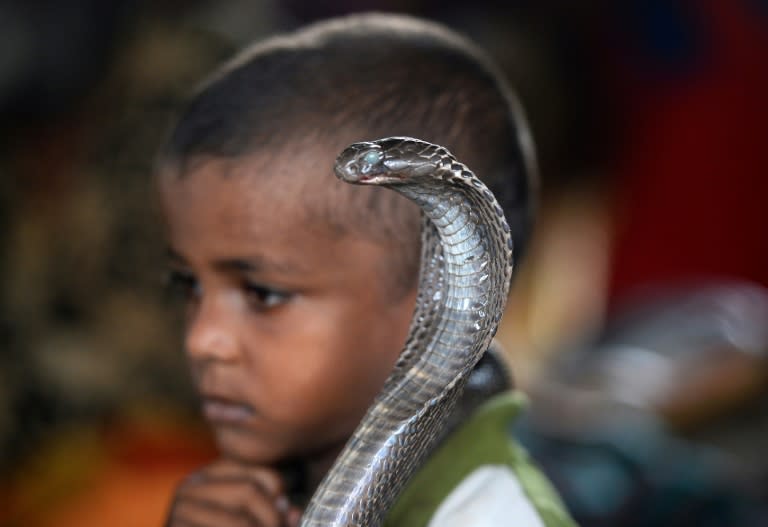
300;137;514;526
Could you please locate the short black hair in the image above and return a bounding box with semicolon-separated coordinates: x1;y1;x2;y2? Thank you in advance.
159;13;536;295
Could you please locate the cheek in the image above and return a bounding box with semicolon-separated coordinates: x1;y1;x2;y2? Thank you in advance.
238;313;354;417
252;305;399;429
237;286;415;439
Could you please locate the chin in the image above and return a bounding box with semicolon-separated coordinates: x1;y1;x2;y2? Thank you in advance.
212;425;285;465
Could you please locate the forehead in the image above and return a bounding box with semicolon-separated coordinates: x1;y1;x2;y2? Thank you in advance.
157;150;391;263
160;154;315;238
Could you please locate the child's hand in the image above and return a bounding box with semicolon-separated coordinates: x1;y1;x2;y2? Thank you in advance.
165;459;303;527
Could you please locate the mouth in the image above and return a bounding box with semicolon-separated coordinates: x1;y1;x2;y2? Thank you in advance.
357;173;406;185
201;395;255;424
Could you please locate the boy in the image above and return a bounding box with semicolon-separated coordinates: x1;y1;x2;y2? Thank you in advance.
156;12;573;527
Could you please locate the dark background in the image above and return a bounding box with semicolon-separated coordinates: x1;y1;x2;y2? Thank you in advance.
2;1;767;525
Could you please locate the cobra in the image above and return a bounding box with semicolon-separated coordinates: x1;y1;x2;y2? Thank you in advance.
300;137;515;526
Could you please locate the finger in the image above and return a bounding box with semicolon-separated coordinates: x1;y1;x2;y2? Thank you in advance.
286;506;303;527
177;481;283;527
169;498;254;527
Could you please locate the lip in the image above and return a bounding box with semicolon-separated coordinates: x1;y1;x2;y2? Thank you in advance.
201;396;255;424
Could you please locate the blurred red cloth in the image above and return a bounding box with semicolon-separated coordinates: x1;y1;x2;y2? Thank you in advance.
607;0;768;302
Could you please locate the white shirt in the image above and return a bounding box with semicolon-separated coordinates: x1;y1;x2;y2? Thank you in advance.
427;465;545;527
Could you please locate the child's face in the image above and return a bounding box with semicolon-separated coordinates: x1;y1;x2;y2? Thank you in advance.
157;154;417;465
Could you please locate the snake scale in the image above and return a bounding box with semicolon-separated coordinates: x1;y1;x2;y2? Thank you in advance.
300;137;515;526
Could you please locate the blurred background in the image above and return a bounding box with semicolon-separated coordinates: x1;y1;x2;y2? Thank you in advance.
1;0;767;525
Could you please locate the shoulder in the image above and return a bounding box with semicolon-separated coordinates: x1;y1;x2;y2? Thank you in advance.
428;464;544;527
384;392;577;527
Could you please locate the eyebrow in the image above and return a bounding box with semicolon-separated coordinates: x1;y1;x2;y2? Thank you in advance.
166;248;306;276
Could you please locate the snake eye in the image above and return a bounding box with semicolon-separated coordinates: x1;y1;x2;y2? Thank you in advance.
363;150;382;165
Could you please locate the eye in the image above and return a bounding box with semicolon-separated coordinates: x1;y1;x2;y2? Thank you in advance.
363;150;382;165
166;269;201;303
243;282;291;311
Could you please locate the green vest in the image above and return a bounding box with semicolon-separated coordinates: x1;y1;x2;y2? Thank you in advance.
384;392;576;527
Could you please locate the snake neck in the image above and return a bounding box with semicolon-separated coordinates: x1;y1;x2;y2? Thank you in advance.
300;156;513;527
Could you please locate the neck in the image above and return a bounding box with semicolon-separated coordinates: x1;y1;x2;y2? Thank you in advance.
280;440;348;507
300;184;511;526
304;441;346;500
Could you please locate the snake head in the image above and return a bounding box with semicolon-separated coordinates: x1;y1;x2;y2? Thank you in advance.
334;142;395;185
335;138;441;186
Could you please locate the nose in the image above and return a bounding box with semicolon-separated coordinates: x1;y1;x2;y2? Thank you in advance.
185;294;240;362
